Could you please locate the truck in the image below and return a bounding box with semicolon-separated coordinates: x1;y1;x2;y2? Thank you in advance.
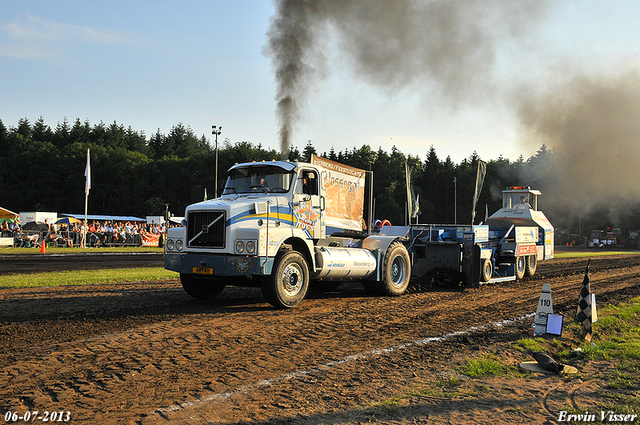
555;229;584;246
165;155;411;308
164;157;554;308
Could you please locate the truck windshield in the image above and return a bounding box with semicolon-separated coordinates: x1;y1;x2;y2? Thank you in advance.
223;167;294;194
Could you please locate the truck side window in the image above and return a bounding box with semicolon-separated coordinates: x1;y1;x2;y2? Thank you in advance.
296;171;317;195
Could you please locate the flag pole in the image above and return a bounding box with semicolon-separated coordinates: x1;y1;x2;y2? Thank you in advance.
83;148;91;248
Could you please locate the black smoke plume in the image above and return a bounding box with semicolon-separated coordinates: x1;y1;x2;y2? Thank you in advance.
265;0;548;158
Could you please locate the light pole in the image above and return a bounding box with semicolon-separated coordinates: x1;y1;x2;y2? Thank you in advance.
211;125;222;198
453;177;457;225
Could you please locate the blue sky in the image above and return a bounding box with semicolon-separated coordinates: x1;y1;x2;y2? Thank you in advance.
2;1;639;163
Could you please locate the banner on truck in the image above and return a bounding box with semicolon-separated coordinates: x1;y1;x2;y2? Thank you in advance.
311;155;365;231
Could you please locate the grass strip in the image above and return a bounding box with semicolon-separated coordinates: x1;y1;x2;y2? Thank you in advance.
554;250;638;258
0;268;179;288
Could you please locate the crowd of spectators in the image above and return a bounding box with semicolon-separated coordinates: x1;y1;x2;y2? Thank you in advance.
0;218;179;248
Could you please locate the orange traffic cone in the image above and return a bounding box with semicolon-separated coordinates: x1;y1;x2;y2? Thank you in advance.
40;238;46;253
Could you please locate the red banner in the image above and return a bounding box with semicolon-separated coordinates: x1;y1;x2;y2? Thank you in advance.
518;244;537;256
141;233;160;247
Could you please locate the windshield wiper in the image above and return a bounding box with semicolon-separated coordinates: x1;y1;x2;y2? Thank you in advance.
248;185;269;193
223;186;237;194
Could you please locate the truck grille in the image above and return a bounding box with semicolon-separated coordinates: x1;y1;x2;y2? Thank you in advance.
187;211;226;248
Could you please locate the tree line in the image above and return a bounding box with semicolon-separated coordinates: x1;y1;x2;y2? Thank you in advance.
1;117;638;239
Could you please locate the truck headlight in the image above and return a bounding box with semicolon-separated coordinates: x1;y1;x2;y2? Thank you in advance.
235;240;245;253
176;239;184;251
167;239;175;250
246;240;256;254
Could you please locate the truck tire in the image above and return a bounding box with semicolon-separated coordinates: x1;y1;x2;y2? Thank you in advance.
515;256;526;280
481;258;493;282
526;255;537;277
180;274;225;299
380;241;411;296
261;251;309;309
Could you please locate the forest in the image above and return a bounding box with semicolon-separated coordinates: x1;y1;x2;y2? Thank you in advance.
2;117;639;241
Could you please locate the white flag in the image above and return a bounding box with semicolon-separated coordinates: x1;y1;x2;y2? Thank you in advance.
84;148;91;194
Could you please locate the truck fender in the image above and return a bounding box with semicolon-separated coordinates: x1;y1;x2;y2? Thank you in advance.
362;234;408;255
275;233;316;272
362;234;410;280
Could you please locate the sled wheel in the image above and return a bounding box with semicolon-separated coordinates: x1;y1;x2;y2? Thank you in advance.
515;256;526;280
180;274;225;299
526;255;537;277
481;258;493;282
261;251;309;309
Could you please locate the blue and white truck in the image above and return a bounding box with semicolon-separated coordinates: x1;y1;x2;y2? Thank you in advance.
164;155;411;308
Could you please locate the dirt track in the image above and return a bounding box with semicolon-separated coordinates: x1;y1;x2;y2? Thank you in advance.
1;250;639;424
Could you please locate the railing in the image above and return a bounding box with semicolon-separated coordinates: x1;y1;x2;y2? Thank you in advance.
0;230;146;248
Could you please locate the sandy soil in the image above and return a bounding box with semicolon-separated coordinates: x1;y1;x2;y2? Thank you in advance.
1;250;639;424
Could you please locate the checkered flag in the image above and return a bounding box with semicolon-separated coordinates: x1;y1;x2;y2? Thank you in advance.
575;259;592;342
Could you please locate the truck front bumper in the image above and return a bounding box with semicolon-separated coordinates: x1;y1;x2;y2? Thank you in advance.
165;252;274;276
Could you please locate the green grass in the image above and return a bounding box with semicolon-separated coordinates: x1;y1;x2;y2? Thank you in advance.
0;268;178;288
513;337;547;353
458;354;508;378
0;246;171;287
523;297;640;414
553;250;638;259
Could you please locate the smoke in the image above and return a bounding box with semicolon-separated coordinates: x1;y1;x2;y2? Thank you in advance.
265;0;640;230
266;0;328;158
515;67;640;212
266;0;548;158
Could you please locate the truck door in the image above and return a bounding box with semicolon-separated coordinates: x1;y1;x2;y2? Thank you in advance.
293;169;324;239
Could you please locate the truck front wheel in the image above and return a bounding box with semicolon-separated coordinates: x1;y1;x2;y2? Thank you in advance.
180;274;225;299
261;251;309;309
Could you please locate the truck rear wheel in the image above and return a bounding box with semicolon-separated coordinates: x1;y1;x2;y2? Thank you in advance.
381;242;411;295
526;255;537;277
261;251;309;309
363;242;411;296
515;256;526;280
180;274;225;299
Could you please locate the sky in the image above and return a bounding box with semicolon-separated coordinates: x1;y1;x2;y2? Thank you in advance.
2;1;640;164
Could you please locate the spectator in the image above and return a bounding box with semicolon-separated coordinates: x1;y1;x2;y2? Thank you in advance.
45;225;63;247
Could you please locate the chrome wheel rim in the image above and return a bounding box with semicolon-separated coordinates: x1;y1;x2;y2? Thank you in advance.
281;263;303;296
390;256;407;287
